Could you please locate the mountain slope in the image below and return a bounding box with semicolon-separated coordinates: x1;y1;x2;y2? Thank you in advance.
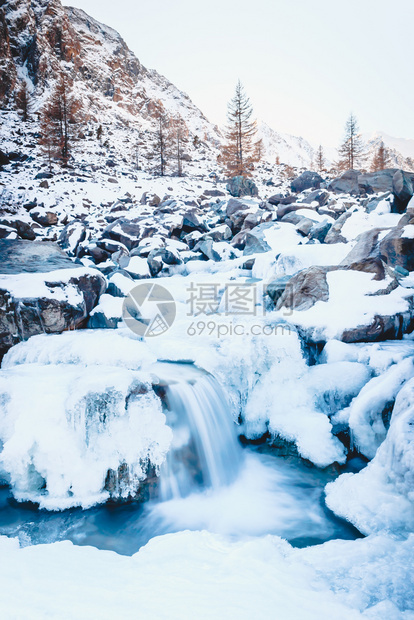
0;0;221;144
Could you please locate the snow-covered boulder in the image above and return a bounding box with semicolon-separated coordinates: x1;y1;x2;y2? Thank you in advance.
0;240;106;357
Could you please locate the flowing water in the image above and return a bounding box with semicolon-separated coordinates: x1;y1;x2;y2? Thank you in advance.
0;362;363;555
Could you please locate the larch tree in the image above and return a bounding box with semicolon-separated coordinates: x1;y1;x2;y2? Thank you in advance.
316;145;325;173
151;111;173;176
337;113;365;171
371;141;391;171
15;82;31;122
220;80;258;177
171;115;189;177
254;138;264;163
39;74;81;164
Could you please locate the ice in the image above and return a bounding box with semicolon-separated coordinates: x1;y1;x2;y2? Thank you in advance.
345;358;414;459
326;376;414;535
241;355;370;466
0;363;171;509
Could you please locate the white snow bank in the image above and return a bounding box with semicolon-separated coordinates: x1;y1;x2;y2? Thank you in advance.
1;330;156;370
251;241;351;281
0;530;412;619
326;376;414;535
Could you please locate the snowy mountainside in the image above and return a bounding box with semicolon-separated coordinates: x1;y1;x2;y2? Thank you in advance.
364;131;414;171
0;0;221;148
258;121;318;168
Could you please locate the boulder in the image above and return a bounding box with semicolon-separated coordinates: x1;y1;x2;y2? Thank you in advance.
103;218;143;250
380;226;414;272
392;170;414;213
243;232;271;255
87;294;123;329
302;190;330;207
295;217;315;236
268;194;296;206
30;207;58;227
197;225;232;243
58;221;86;256
0;150;10;166
328;170;360;195
308;220;332;243
0;218;35;241
358;170;395;194
0;225;18;239
226;176;258;198
345;257;386;281
0;241;106;358
324;211;352;244
204;189;226;198
340;228;386;266
291;171;323;193
181;210;208;233
275;266;331;311
147;251;164;277
266;276;292;305
34;172;53;180
193;238;222;261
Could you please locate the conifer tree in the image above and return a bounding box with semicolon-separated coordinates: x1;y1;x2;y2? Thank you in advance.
170;116;188;176
316;145;325;173
152;111;173;176
15;82;31;122
337;113;365;171
370;141;391;171
38;74;81;164
220;80;258;177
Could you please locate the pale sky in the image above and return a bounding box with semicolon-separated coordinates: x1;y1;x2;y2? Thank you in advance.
66;0;413;147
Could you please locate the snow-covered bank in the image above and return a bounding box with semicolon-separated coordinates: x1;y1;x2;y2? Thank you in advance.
0;530;412;620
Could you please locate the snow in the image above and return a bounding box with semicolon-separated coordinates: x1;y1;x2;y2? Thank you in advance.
283;270;414;341
0;267;101;304
124;256;150;278
402;225;414;239
0;530;412;619
89;293;124;320
2;330;157;370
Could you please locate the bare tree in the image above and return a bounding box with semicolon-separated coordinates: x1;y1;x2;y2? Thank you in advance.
220;80;258;177
337;113;365;170
370;141;391;171
316;145;325;173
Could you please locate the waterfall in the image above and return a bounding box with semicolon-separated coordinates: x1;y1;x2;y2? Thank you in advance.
158;373;243;500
